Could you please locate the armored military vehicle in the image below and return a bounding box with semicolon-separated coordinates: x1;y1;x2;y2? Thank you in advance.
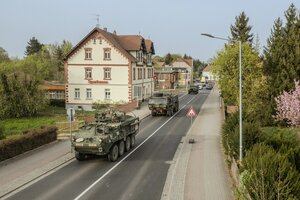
188;85;199;94
72;109;139;162
148;92;179;116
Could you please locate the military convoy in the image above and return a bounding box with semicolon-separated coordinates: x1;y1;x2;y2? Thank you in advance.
188;85;199;94
148;92;179;116
72;109;139;162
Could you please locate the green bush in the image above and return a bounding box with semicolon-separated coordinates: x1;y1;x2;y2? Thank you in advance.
222;112;262;160
260;127;300;172
0;124;5;140
242;143;300;200
0;126;57;161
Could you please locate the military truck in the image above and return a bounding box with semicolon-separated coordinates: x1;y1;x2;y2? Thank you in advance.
72;109;139;162
188;85;199;94
148;92;179;116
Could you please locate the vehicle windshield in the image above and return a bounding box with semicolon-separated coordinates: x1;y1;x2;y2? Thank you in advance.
149;98;167;105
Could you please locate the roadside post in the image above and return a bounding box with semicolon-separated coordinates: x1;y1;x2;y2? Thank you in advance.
186;106;197;130
67;107;75;153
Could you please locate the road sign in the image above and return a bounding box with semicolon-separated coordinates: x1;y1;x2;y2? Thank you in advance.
186;106;197;117
67;107;75;122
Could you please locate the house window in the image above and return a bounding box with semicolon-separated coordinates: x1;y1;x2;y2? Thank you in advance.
147;54;152;64
85;48;92;60
138;68;142;80
86;88;92;99
99;39;102;44
85;68;92;79
93;39;96;44
137;51;143;63
104;68;111;80
133;68;136;80
75;88;80;99
148;69;151;78
143;68;145;79
105;89;111;99
104;48;111;60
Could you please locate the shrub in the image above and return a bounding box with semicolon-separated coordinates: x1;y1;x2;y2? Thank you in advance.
0;126;57;161
222;112;262;160
242;143;300;199
0;124;5;140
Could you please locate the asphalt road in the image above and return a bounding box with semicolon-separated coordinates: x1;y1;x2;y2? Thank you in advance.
7;90;210;200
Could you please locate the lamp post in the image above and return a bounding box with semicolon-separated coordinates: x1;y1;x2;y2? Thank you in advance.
201;33;243;161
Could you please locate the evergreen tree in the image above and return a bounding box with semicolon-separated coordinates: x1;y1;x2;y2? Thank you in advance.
164;53;173;65
263;4;300;125
25;37;43;56
230;11;254;43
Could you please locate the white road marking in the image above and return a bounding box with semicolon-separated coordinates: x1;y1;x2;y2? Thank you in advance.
74;96;196;200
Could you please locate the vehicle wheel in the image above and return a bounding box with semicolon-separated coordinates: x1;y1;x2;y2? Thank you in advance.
108;144;119;162
151;111;156;116
75;152;86;161
119;141;125;156
130;135;135;148
125;137;131;151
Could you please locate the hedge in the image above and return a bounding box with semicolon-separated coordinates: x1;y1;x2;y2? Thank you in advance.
0;126;57;161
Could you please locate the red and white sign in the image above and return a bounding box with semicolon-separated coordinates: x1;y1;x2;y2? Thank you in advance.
186;106;197;117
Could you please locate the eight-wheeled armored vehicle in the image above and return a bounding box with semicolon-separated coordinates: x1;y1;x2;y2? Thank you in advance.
72;109;139;162
148;92;179;116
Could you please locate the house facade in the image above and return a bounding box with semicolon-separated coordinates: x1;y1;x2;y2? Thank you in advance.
202;65;216;81
169;58;193;87
64;27;155;111
154;65;178;90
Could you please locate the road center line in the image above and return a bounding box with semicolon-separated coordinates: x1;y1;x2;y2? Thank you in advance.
74;96;196;200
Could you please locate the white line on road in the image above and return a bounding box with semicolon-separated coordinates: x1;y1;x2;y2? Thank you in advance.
74;96;196;200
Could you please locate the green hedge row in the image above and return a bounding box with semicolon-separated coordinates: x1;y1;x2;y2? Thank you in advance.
0;126;57;161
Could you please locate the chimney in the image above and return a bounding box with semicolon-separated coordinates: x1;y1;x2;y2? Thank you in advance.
113;30;117;35
103;27;107;32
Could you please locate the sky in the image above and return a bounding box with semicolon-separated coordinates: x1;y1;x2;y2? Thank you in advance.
0;0;299;62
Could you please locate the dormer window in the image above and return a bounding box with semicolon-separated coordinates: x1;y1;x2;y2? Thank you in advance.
137;50;143;63
147;53;152;64
104;48;111;60
85;48;92;60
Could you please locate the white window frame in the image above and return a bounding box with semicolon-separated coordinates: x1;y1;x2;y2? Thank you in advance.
75;88;80;99
85;68;92;79
104;68;111;80
104;49;111;60
86;88;92;99
105;89;111;100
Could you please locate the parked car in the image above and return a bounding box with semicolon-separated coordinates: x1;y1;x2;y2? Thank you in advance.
206;84;213;90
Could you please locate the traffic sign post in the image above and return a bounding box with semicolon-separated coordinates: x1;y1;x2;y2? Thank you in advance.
186;106;197;130
67;108;75;153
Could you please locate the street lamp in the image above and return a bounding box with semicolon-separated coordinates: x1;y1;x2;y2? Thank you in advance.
201;33;243;161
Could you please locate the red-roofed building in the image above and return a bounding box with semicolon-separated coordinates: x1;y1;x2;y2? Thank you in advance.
64;27;155;111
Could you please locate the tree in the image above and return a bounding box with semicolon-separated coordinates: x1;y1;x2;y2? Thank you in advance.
164;53;173;65
0;47;10;63
0;72;48;118
213;43;268;123
242;144;300;199
275;80;300;127
25;37;43;56
230;11;254;44
263;4;300;125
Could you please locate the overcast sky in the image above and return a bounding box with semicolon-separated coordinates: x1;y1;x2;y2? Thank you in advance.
0;0;299;62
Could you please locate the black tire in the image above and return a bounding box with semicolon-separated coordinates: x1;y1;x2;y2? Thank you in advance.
75;152;86;161
151;111;156;116
125;137;131;152
119;141;125;156
130;135;135;148
108;144;119;162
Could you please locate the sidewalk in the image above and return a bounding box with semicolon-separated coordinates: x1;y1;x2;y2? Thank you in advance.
0;103;151;199
162;87;233;200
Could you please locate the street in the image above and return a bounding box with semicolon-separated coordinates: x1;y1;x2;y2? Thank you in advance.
6;92;209;200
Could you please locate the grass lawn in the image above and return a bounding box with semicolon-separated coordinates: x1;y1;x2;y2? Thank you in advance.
0;105;96;139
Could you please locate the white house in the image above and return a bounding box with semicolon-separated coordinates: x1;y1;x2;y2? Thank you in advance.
171;58;193;87
202;65;216;81
64;27;155;111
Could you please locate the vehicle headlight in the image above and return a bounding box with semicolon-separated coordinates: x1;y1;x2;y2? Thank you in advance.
98;139;102;143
